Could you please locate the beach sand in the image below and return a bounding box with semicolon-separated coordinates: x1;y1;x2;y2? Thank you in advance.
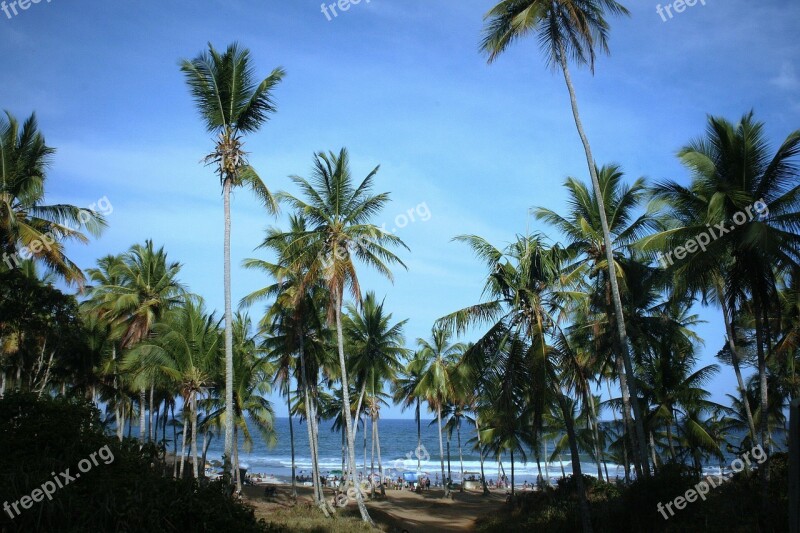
243;483;507;532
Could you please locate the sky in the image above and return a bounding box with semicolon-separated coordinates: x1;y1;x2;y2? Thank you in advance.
2;0;799;419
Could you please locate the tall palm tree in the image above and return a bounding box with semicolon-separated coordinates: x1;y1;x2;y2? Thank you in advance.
415;327;464;498
180;43;285;470
276;148;407;524
0;111;105;285
480;0;649;478
535;165;657;477
244;214;336;513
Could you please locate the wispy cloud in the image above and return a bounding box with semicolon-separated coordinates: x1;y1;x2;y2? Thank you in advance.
771;63;800;91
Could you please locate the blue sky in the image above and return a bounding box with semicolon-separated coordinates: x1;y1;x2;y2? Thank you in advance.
3;0;798;418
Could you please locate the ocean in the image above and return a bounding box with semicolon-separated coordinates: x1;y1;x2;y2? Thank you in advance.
187;417;640;485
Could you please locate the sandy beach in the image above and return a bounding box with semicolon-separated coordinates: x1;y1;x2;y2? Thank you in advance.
243;483;507;532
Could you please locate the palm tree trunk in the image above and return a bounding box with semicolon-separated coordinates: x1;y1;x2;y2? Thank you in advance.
556;391;593;533
753;296;771;513
223;175;235;478
363;415;368;482
720;291;757;441
179;412;188;479
510;448;515;496
139;388;146;443
615;354;642;478
376;416;385;497
333;291;372;524
202;430;213;478
587;395;604;481
287;388;297;499
298;337;329;514
234;424;242;493
370;413;376;499
437;404;449;497
416;399;422;472
606;378;629;483
457;424;464;492
666;419;677;461
447;438;452;486
149;384;155;442
171;403;178;477
476;419;489;495
191;390;199;479
535;450;543;489
558;48;649;479
543;438;550;488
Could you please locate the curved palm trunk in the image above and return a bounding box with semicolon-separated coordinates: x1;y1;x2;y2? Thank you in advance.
287;389;298;499
333;292;373;524
558;49;649;479
191;390;199;479
437;404;450;497
557;392;593;533
223;176;235;478
720;292;757;441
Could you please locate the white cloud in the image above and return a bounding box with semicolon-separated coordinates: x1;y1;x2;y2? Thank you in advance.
771;63;800;91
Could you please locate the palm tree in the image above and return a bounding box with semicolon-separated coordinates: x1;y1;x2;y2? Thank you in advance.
438;234;594;531
415;327;464;498
85;241;184;442
244;214;336;513
180;43;285;471
535;165;658;478
344;291;408;497
393;351;428;472
125;294;219;478
480;0;649;478
0;111;106;285
646;112;800;502
276;148;407;524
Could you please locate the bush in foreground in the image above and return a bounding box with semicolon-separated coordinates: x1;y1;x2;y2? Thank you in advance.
476;461;789;533
0;393;266;532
